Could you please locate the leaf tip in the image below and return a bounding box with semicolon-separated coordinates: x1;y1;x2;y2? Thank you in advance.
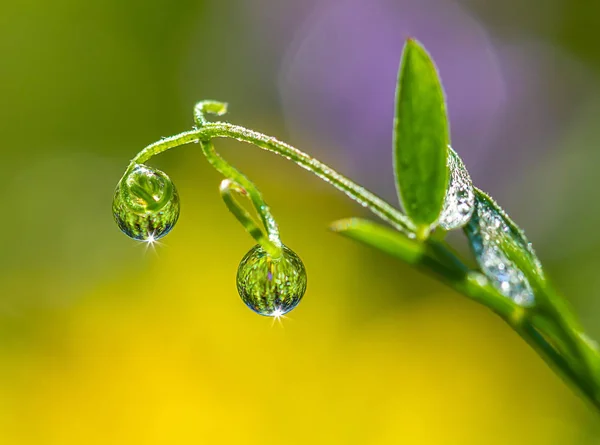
403;38;427;54
329;217;357;233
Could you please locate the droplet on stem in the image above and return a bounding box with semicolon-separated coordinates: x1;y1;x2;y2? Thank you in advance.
236;244;307;317
439;146;475;230
112;164;180;241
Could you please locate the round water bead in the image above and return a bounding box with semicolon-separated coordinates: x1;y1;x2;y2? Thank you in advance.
112;164;180;241
236;244;307;317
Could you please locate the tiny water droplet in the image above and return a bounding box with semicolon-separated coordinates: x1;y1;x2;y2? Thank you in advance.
236;244;307;317
465;190;542;306
112;164;180;241
439;146;475;230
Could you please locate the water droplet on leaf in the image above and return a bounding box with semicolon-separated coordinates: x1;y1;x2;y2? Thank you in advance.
237;244;307;317
112;164;180;241
439;146;475;230
465;189;543;306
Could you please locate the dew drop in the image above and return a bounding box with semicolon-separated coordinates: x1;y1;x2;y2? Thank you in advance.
439;146;475;230
112;164;180;241
236;244;307;317
465;190;543;306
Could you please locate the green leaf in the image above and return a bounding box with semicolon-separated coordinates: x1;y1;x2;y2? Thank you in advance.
464;188;545;306
330;218;425;264
394;39;450;234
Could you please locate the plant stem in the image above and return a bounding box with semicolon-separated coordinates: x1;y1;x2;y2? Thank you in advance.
332;217;600;411
202;140;283;257
419;244;600;410
202;122;415;235
129;125;415;236
123;110;600;413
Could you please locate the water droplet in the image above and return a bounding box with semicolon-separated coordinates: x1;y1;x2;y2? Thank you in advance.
236;244;307;317
112;164;180;241
439;146;475;230
465;190;542;306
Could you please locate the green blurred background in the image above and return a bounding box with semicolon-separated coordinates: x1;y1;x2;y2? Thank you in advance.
1;0;600;443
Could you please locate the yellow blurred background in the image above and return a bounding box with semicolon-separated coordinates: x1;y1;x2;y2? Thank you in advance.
1;0;600;443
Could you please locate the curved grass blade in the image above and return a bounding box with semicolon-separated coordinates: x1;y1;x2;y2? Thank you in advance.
330;217;520;316
330;217;425;264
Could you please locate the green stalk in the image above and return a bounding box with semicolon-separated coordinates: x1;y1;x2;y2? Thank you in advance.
118;101;600;413
202;140;283;258
331;218;600;412
131;101;415;236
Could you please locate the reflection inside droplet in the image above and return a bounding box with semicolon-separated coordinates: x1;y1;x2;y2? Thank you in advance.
236;244;307;317
112;164;180;242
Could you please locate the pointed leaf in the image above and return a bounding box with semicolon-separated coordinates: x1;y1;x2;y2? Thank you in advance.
394;39;449;233
465;188;544;307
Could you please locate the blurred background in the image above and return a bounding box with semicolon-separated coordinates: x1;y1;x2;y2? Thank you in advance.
1;0;600;442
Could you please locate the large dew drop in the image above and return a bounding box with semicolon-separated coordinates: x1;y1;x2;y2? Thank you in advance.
465;189;543;306
237;244;307;317
438;146;475;230
112;164;180;241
